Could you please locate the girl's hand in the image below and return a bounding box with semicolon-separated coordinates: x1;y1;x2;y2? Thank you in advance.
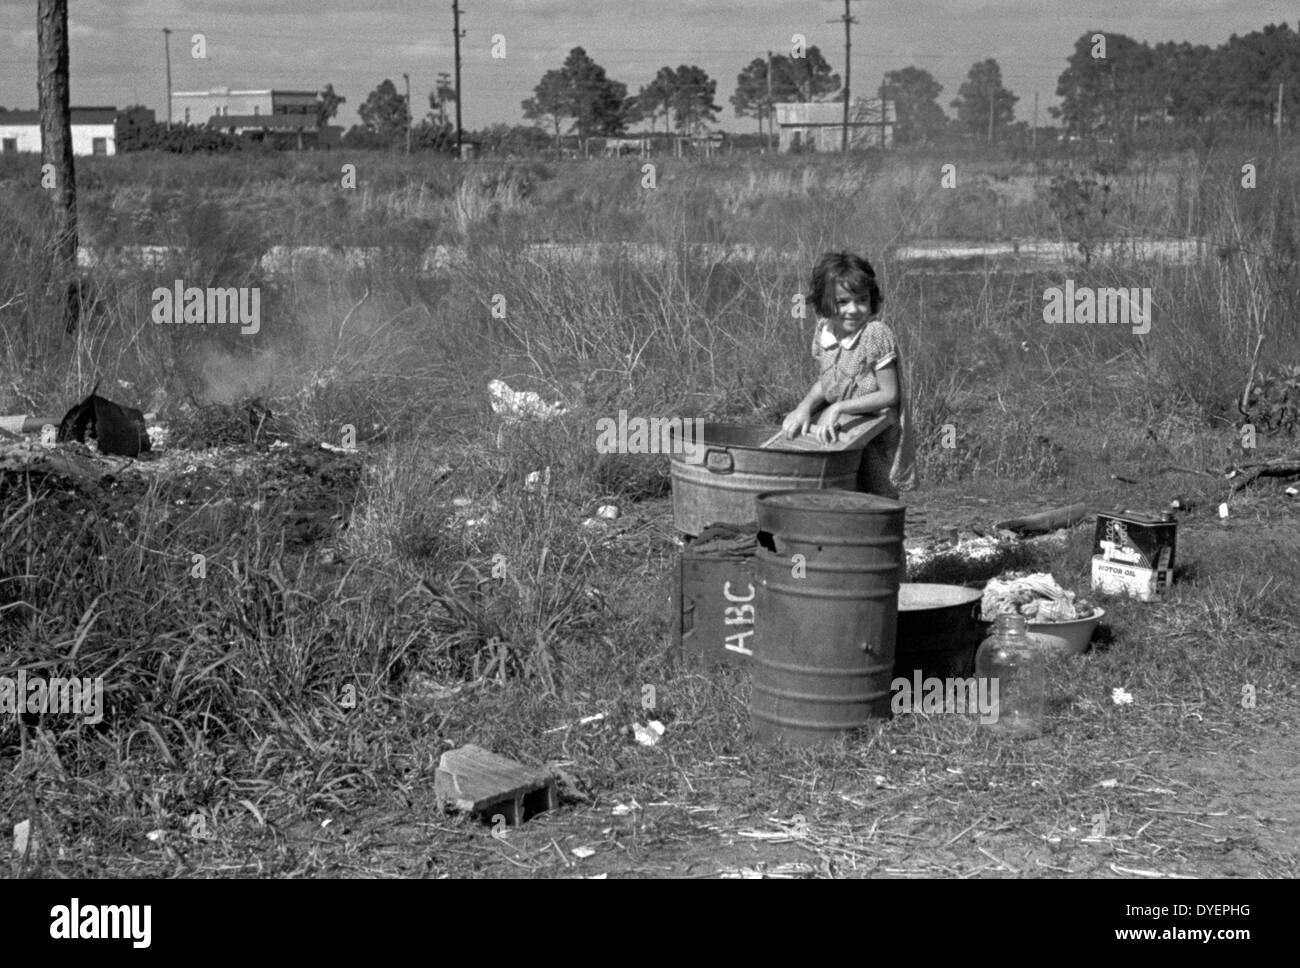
813;402;845;444
782;404;813;438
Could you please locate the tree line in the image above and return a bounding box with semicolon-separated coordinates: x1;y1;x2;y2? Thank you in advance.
112;21;1300;155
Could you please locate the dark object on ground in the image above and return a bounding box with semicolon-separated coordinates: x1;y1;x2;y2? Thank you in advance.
435;745;557;825
57;380;151;457
1227;457;1300;493
994;502;1089;534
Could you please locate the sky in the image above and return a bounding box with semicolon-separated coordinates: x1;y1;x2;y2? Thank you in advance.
1;1;1295;131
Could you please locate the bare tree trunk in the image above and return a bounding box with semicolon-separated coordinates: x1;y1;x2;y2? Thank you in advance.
37;0;78;332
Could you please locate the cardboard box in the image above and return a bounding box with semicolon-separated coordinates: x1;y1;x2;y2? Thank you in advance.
672;548;758;666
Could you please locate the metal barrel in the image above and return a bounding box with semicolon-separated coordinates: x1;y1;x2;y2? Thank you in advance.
895;583;985;681
668;424;860;537
751;490;905;745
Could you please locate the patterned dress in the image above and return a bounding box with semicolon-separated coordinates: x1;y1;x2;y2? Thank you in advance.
811;317;918;497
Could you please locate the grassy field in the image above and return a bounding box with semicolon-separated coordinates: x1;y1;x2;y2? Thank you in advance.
1;137;1298;877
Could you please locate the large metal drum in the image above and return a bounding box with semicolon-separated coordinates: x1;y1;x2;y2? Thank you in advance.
750;490;906;745
668;424;861;537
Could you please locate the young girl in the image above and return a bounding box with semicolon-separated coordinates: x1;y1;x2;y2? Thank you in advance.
781;251;917;498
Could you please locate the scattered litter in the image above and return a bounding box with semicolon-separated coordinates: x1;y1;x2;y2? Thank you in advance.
905;531;1020;575
406;672;466;703
546;762;593;803
611;799;640;816
981;572;1095;622
434;744;557;826
145;829;167;843
487;379;568;420
586;872;608;879
1287;486;1298;497
1218;502;1229;518
1110;863;1196;879
57;381;151;457
1111;687;1135;705
597;503;620;520
524;468;552;492
12;819;32;858
632;720;665;747
570;846;596;859
1097;778;1119;788
542;712;606;734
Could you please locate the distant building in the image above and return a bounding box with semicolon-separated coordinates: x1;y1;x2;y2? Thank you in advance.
172;88;339;148
774;98;895;151
0;106;118;156
672;131;725;158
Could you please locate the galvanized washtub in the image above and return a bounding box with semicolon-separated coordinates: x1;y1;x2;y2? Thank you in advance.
668;423;861;537
894;583;986;680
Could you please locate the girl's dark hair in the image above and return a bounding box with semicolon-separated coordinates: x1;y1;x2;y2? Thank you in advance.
807;252;882;318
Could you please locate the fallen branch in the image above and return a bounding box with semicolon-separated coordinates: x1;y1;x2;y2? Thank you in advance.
1226;457;1300;493
993;502;1090;535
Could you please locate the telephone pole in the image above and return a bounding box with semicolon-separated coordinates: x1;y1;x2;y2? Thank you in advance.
163;27;173;123
1033;91;1038;152
452;0;464;158
766;50;774;152
829;1;861;152
403;72;412;153
1278;81;1285;146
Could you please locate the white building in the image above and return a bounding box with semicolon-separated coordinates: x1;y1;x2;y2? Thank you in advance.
171;88;318;126
171;88;335;148
0;107;118;155
774;98;895;151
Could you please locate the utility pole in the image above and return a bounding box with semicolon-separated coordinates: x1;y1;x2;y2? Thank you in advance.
403;72;412;153
163;27;173;123
1033;91;1038;152
1278;81;1285;145
452;0;464;159
766;49;774;153
829;0;861;152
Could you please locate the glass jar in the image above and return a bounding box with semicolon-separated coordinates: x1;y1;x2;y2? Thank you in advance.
975;612;1045;738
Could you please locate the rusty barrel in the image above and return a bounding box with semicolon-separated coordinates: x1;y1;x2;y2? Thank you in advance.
668;423;861;537
751;490;906;745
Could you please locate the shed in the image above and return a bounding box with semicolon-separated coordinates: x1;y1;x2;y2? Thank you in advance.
774;98;895;152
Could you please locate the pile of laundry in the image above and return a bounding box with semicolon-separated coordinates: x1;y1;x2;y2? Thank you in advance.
980;571;1097;623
